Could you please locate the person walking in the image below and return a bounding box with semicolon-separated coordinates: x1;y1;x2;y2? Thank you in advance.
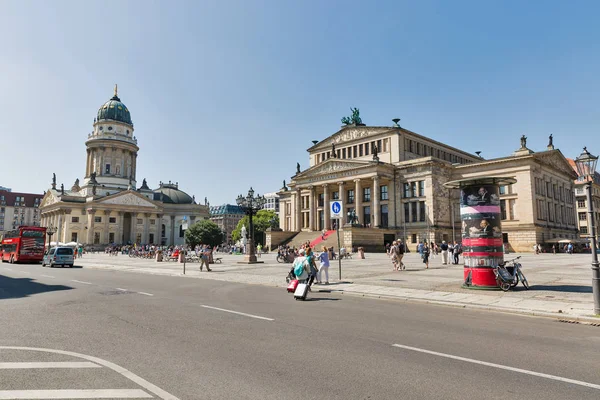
422;242;430;269
199;248;212;272
440;240;449;265
317;246;330;284
452;241;461;265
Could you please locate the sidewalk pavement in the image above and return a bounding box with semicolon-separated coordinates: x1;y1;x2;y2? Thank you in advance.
75;251;600;322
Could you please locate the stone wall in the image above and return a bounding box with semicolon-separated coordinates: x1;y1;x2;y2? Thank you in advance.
342;227;398;252
265;229;298;250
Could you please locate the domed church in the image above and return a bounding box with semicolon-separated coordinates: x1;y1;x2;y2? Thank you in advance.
39;86;209;247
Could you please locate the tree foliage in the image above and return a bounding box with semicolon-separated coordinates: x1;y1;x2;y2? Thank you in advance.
231;210;278;245
184;219;223;248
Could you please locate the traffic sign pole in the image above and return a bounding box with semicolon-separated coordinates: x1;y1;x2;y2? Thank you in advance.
337;218;342;280
330;201;344;281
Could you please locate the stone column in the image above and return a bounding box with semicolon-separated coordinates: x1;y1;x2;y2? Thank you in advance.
132;154;137;183
155;214;162;245
143;213;151;244
86;150;91;177
104;210;111;244
170;215;176;246
372;176;380;228
86;209;95;244
295;188;301;231
308;186;315;231
323;184;330;230
118;212;124;245
354;179;362;224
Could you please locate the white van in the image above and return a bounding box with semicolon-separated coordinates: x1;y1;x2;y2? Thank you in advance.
42;247;75;268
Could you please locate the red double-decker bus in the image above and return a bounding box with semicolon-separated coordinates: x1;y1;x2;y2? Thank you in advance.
1;226;47;263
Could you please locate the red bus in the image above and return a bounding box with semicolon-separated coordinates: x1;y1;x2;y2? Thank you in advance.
1;226;47;263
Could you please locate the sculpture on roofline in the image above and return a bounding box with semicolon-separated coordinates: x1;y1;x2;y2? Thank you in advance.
520;135;527;149
341;107;363;126
296;162;301;174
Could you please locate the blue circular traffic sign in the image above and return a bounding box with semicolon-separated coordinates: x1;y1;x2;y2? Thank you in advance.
332;202;341;214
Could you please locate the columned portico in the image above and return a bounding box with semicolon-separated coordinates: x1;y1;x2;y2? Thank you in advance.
308;186;315;231
354;179;362;224
86;209;95;244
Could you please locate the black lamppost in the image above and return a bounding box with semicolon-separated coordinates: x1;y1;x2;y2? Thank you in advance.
46;224;57;247
236;187;266;264
575;147;600;315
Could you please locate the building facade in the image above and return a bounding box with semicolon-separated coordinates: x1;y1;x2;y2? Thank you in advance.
39;87;209;247
568;159;600;241
278;121;579;252
0;190;44;236
262;192;280;215
209;204;244;244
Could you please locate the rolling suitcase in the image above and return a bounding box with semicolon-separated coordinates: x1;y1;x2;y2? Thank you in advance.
294;283;309;301
287;279;299;293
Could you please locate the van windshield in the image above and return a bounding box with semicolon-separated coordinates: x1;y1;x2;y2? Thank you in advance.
56;248;74;255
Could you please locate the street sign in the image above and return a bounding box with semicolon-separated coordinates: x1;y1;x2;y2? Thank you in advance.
330;201;343;218
182;223;188;230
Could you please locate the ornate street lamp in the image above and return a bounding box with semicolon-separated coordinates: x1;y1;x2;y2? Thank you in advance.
46;224;57;247
236;187;266;263
575;147;600;314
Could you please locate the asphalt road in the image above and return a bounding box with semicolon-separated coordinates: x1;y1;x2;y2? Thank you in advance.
0;262;599;399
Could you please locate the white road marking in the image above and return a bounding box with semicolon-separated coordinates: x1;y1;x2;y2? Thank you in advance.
0;346;180;399
0;389;152;399
116;287;128;291
392;343;600;390
3;268;12;271
138;292;154;296
201;305;274;321
40;275;55;279
70;279;92;285
0;361;100;369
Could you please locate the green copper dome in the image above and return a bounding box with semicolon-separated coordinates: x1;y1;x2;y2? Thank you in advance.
97;85;133;125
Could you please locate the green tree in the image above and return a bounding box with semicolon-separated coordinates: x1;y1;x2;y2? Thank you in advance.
184;219;223;248
231;210;278;245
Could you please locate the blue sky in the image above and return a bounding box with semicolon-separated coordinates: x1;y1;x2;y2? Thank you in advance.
1;0;599;204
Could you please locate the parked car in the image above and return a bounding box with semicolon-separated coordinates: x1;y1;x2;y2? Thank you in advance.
42;247;75;268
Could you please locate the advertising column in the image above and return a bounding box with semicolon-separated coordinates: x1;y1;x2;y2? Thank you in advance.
445;177;516;288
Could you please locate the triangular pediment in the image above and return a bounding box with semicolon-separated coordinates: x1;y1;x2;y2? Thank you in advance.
39;190;58;208
533;150;578;179
297;159;372;178
96;190;160;209
310;126;396;151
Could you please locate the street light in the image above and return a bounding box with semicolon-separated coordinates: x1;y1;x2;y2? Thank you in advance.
236;187;266;264
575;147;600;315
46;224;57;247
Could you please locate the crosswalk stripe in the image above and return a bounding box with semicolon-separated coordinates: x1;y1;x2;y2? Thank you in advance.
0;362;100;369
0;389;152;399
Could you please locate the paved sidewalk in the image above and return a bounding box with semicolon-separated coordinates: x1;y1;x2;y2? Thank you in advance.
75;251;600;321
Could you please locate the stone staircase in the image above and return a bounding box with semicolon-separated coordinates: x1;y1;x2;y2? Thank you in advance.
288;230;340;250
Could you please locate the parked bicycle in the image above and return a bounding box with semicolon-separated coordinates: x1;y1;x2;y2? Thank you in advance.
494;256;529;291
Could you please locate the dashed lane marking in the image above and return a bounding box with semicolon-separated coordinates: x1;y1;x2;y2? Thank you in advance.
116;288;128;291
3;268;12;271
0;361;100;369
392;343;600;390
70;280;92;285
201;305;274;321
138;292;154;296
0;346;180;400
40;275;55;279
0;389;152;399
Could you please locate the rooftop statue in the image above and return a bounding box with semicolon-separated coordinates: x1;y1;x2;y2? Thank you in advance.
296;162;301;174
520;135;527;149
331;142;337;158
548;134;553;147
341;107;363;126
52;173;57;189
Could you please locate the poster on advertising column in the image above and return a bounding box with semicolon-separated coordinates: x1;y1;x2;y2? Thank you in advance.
460;184;504;268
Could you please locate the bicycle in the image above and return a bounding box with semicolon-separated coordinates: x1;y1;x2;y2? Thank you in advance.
494;256;529;291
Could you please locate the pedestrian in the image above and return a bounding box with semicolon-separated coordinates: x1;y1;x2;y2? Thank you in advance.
306;246;318;287
199;249;212;272
317;246;330;284
422;242;430;269
452;241;460;264
440;240;449;265
552;244;556;254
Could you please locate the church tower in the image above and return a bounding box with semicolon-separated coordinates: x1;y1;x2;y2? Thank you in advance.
83;85;139;193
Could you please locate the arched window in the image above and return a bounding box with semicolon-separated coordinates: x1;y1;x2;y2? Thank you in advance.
179;224;184;238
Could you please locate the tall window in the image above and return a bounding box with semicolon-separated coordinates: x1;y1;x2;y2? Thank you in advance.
94;232;100;244
94;216;101;223
342;148;347;159
380;204;388;228
359;145;363;157
418;181;425;197
411;202;417;222
71;232;78;242
363;206;371;227
109;232;115;243
581;226;588;234
332;191;339;200
363;188;371;202
419;201;426;222
579;212;587;221
380;185;388;200
347;190;354;204
578;200;586;208
411;182;417;198
404;203;409;223
403;183;410;198
499;186;506;195
318;193;324;207
500;199;507;220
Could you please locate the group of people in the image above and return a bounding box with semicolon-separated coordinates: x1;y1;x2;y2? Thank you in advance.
289;242;331;287
386;240;462;270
